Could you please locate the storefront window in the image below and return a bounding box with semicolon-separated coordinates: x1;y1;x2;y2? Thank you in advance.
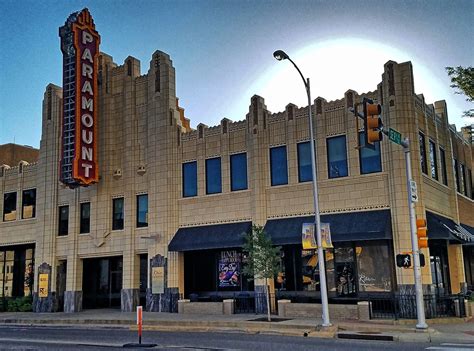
0;251;4;298
301;250;319;291
356;244;392;292
218;250;241;288
24;249;34;296
334;247;356;296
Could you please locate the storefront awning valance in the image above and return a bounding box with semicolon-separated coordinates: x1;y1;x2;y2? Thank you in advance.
263;209;392;246
168;221;252;252
426;211;474;244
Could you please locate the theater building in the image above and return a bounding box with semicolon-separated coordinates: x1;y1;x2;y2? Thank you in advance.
0;9;473;313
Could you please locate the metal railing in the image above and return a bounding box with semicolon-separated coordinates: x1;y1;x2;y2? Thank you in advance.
233;293;278;315
368;293;466;319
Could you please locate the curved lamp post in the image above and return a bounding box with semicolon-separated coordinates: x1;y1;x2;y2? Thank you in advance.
273;50;331;327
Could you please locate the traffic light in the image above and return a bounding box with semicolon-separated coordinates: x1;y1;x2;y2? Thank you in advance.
416;218;428;249
363;98;383;148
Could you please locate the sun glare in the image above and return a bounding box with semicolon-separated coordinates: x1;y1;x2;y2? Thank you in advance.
244;38;452;116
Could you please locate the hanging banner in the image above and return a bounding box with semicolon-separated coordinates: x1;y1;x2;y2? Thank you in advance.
38;273;49;298
302;223;317;249
321;223;333;249
218;250;240;288
151;267;164;294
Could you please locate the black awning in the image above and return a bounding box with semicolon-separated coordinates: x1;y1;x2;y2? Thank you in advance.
168;221;252;252
426;212;474;244
263;209;392;246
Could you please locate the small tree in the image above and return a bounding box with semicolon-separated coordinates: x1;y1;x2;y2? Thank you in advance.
242;225;281;322
446;66;474;118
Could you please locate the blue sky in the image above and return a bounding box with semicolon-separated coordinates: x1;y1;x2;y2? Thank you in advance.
1;0;473;148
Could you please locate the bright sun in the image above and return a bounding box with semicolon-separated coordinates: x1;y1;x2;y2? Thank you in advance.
243;38;450;116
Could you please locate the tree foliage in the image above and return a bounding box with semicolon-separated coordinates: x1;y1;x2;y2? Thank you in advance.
242;225;281;281
242;225;281;322
446;66;474;118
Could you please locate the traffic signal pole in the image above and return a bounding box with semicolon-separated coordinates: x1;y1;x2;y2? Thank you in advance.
401;137;428;329
352;102;428;329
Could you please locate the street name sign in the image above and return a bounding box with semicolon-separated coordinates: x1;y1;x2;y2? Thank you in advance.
389;128;402;145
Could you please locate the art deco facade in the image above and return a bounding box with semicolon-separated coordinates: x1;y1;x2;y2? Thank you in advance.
1;39;473;312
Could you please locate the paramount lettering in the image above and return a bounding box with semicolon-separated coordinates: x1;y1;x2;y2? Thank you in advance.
60;9;100;187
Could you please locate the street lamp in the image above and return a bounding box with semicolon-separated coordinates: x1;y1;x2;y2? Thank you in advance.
273;50;331;327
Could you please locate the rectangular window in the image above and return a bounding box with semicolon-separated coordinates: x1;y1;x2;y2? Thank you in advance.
419;132;427;174
270;146;288;186
3;192;17;221
230;153;248;191
22;189;36;219
359;132;382;174
297;142;312;182
80;202;90;234
136;194;148;228
429;140;438;180
206;157;222;194
58;205;69;236
461;163;467;196
454;159;460;192
112;198;124;230
327;135;348;178
356;244;392;292
439;148;448;186
469;169;473;199
182;161;197;197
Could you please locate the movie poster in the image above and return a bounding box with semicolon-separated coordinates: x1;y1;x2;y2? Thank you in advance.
218;250;241;288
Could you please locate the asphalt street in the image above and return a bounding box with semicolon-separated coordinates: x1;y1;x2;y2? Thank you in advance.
0;325;473;351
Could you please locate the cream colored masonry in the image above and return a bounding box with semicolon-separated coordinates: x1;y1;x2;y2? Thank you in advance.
0;54;472;300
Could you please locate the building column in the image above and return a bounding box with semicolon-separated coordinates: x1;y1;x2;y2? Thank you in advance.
121;252;140;312
64;256;83;312
448;244;466;294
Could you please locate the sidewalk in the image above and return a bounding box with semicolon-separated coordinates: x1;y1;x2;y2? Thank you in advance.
0;309;472;344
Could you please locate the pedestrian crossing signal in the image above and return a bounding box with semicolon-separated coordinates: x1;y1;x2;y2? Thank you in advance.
396;254;411;268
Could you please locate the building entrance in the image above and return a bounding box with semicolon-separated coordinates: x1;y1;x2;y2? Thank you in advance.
82;256;122;309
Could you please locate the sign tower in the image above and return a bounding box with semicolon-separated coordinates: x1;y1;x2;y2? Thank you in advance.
59;8;100;187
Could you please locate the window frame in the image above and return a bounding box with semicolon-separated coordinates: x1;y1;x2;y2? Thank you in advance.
205;157;222;194
80;202;90;234
112;197;124;231
358;132;382;175
297;141;313;183
428;139;438;180
21;188;36;219
327;135;349;179
3;191;17;222
419;132;427;175
136;194;148;228
230;152;248;191
439;147;448;186
270;145;289;186
454;159;460;193
182;161;197;197
58;205;69;236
